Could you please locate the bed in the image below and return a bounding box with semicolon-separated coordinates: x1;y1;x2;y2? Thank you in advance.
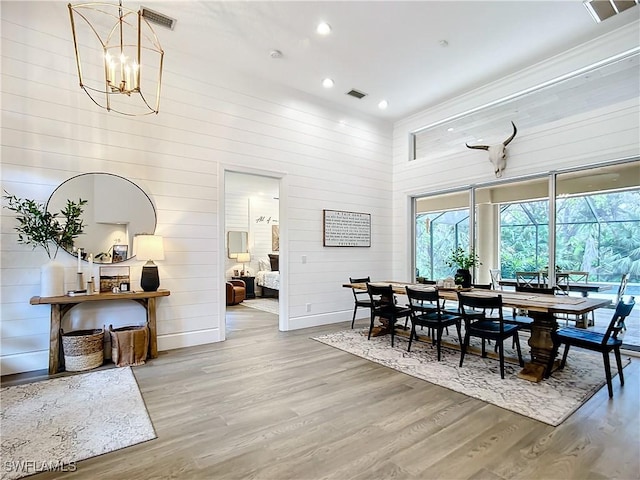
256;254;279;298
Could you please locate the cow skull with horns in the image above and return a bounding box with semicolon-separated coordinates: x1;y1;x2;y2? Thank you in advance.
465;121;517;178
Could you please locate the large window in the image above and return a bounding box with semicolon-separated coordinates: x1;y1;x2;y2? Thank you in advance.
414;161;640;287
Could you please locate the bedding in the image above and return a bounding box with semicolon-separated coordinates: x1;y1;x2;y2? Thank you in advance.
256;270;280;291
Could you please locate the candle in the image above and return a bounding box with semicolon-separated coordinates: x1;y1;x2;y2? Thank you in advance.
77;248;82;273
88;253;93;275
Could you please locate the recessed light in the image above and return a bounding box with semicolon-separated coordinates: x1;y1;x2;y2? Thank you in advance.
447;127;454;132
322;78;334;88
317;22;332;35
378;100;388;110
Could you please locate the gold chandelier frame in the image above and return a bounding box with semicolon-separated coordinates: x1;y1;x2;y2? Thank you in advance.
68;1;164;115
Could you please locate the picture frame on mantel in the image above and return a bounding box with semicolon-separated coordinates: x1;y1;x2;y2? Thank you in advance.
112;245;128;263
323;209;371;247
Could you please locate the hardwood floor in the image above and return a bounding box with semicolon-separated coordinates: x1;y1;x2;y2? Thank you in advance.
17;305;640;479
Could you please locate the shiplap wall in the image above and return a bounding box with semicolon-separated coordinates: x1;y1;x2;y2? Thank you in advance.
390;22;640;282
0;2;392;374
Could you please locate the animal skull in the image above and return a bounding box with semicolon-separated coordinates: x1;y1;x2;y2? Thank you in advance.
465;122;517;178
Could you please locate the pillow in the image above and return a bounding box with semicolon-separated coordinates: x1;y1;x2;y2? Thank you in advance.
268;254;279;271
258;259;271;271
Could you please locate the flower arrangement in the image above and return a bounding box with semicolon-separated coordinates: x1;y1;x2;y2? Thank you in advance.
3;191;87;259
446;246;481;270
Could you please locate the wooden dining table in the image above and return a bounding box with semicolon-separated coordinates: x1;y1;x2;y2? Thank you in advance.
344;281;612;382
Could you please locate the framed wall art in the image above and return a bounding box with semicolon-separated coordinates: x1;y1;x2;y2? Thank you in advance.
323;209;371;247
112;244;128;263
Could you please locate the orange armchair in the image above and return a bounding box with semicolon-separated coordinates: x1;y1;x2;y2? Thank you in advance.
226;279;246;305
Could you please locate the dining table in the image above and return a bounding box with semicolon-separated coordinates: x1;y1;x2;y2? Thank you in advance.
343;281;612;382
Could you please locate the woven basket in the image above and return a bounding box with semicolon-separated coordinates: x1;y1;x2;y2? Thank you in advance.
61;329;104;372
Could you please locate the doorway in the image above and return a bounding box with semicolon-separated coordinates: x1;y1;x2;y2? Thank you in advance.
224;171;281;336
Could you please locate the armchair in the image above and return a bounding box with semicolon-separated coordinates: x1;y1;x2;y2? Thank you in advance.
226;279;246;305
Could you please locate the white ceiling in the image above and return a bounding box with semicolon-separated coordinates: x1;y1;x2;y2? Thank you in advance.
147;0;640;122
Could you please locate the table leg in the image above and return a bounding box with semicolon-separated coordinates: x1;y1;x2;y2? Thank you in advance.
49;305;62;375
517;311;557;382
147;297;158;358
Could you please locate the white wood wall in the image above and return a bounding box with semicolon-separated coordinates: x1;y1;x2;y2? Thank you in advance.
0;2;392;374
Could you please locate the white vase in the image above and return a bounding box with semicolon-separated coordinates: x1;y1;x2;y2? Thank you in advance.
40;259;65;297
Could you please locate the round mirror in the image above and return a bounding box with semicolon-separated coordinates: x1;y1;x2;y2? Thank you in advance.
47;173;157;263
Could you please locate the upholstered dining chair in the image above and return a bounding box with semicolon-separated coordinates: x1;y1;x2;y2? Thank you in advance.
457;292;524;379
366;283;411;348
405;286;462;360
546;297;635;397
349;276;373;328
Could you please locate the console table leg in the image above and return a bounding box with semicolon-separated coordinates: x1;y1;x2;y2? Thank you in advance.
49;305;62;375
147;297;158;358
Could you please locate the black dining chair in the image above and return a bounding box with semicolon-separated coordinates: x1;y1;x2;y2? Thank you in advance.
349;276;372;329
546;297;635;398
366;283;412;348
615;273;631;329
405;286;462;360
457;292;524;379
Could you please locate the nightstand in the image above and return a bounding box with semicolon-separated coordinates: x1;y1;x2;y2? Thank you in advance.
233;276;255;299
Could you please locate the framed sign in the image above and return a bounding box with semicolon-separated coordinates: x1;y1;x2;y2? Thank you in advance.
323;209;371;247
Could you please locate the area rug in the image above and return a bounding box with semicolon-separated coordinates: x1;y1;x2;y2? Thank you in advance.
312;328;631;427
1;367;156;480
242;297;279;315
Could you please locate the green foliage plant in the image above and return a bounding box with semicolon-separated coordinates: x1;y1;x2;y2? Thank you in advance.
3;191;87;259
446;246;481;270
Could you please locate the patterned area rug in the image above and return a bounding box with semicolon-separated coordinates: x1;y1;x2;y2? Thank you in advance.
242;297;279;315
313;328;631;426
1;367;156;479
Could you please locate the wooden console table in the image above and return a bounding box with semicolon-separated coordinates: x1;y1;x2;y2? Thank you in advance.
30;289;170;374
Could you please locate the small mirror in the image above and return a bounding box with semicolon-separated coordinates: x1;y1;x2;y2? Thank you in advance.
228;231;248;258
47;173;157;263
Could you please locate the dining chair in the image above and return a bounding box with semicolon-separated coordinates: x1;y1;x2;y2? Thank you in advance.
457;292;524;379
489;269;503;290
405;286;462;359
366;283;412;347
615;273;631;329
349;276;372;329
516;271;541;288
546;297;635;397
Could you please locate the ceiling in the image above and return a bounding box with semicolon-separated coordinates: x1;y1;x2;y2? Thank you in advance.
146;1;640;122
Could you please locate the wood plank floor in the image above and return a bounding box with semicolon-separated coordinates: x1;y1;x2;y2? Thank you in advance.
14;306;640;479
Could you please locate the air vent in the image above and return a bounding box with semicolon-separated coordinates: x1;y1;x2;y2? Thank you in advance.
346;89;367;99
584;0;638;23
141;7;177;30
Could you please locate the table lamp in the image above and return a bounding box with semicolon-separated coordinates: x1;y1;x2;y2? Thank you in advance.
134;234;165;291
237;252;251;276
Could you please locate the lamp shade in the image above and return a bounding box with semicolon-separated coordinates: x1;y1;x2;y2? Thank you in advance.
236;252;251;263
134;235;165;261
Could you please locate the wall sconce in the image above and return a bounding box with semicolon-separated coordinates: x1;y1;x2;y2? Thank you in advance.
68;0;164;115
134;234;165;291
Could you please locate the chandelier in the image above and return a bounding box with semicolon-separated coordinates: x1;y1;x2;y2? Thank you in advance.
68;1;164;115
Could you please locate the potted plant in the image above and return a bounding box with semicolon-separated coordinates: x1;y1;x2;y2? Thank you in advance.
446;246;481;288
3;191;87;296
